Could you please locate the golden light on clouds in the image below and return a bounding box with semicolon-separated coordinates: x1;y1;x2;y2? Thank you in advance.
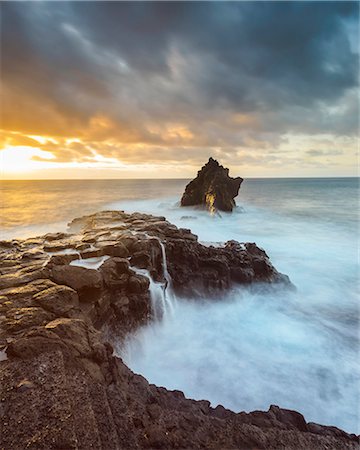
165;125;194;141
1;3;357;179
89;115;114;130
0;116;357;180
28;135;59;145
232;113;258;127
0;142;200;180
0;128;357;180
0;138;126;178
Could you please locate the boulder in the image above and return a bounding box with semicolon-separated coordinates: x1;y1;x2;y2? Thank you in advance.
45;318;94;358
99;257;130;289
181;157;243;212
50;265;102;300
97;241;129;258
128;274;150;294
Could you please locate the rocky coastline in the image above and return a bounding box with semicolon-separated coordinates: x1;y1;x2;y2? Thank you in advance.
0;210;358;449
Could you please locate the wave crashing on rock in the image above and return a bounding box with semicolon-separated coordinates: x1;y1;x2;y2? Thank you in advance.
0;210;357;449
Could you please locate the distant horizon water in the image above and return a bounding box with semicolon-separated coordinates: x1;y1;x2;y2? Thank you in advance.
1;177;358;237
1;175;359;181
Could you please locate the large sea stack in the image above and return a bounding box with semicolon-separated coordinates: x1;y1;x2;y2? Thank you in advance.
181;157;243;212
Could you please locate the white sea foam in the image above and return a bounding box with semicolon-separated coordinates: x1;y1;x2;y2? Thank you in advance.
1;179;358;433
113;192;359;434
70;255;110;270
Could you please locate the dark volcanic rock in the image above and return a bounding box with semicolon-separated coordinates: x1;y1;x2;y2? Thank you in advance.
50;265;103;301
1;319;358;450
33;285;80;317
0;210;357;450
181;157;243;212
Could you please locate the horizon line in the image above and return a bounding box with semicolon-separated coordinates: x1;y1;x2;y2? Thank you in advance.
0;175;359;182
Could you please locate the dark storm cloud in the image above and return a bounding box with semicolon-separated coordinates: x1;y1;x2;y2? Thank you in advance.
66;1;359;112
1;1;358;162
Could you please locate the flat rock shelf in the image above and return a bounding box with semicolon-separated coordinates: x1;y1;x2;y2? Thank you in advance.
0;210;358;449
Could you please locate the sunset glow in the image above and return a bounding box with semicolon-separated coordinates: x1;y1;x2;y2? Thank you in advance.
0;147;55;175
1;2;358;179
0;3;359;444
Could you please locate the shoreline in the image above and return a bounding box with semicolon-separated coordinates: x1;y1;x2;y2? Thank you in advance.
0;210;358;449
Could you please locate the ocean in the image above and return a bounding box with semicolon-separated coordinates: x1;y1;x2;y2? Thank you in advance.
1;177;359;433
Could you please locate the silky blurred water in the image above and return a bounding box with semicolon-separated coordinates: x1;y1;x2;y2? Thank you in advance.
1;177;359;432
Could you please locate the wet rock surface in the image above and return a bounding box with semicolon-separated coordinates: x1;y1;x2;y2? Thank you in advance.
0;210;357;449
181;157;243;212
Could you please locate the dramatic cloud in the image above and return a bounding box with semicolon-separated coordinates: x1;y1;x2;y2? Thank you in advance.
1;2;358;177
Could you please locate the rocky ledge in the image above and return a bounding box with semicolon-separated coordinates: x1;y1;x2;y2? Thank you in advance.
0;210;357;449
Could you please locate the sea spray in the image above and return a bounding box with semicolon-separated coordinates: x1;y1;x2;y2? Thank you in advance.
117;180;359;434
122;282;359;434
1;178;358;433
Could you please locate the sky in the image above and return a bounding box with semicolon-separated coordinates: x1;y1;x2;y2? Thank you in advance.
0;1;359;179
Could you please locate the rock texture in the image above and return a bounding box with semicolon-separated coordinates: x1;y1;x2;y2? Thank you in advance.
0;211;357;449
181;157;243;212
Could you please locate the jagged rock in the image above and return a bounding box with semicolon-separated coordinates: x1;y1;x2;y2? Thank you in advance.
33;285;79;317
181;157;243;212
1;316;358;449
0;210;357;449
0;266;49;289
1;307;55;334
0;279;58;303
43;232;71;242
50;265;103;300
97;241;129;257
127;274;150;294
99;257;130;289
45;318;98;359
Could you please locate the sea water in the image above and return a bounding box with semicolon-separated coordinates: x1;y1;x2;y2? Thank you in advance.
1;178;358;433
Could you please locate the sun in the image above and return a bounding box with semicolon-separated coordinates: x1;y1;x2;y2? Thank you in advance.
0;146;55;176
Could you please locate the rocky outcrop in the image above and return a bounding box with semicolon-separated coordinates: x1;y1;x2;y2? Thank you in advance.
0;210;357;449
1;320;358;450
0;210;289;341
181;157;243;212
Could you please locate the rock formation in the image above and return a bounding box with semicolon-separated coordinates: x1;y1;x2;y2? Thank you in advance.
181;157;243;212
0;210;358;449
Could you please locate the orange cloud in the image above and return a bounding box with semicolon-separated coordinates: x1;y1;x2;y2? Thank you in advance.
0;130;45;148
